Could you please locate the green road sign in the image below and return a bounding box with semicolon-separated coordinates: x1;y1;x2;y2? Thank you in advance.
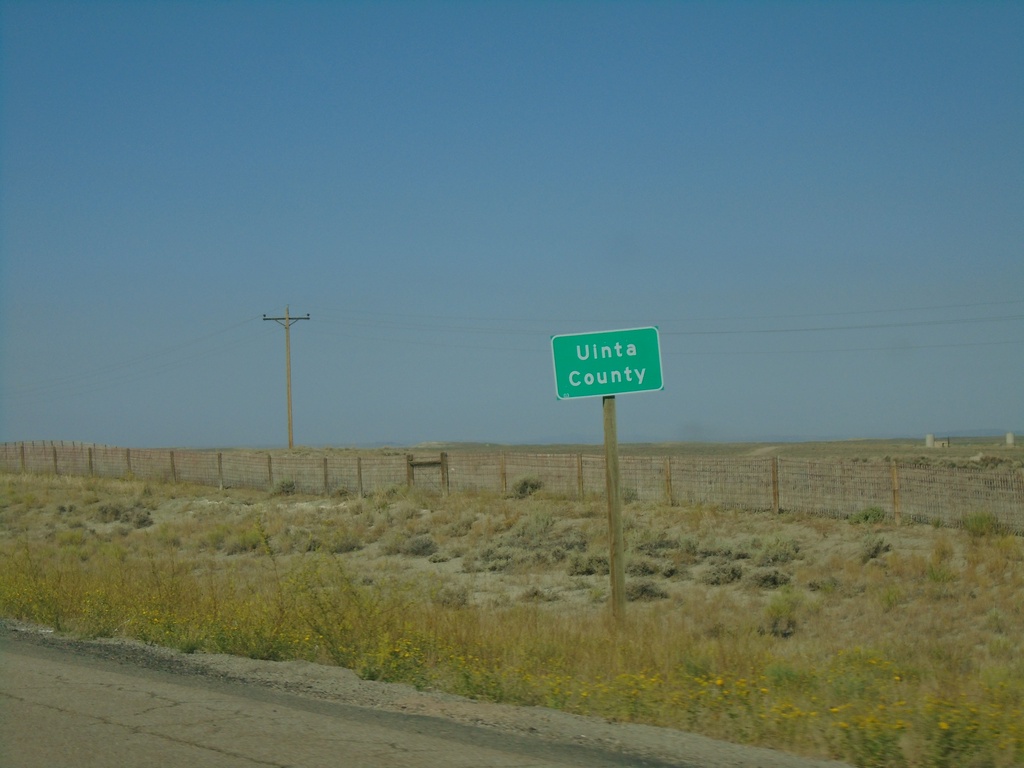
551;327;663;399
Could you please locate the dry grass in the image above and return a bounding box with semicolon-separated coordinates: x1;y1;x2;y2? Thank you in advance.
1;471;1023;767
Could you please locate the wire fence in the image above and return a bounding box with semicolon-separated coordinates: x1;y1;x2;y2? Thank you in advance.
3;441;1022;533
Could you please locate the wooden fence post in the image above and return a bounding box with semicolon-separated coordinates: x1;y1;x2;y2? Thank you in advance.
664;457;673;504
52;445;59;475
19;443;26;473
891;460;901;525
267;454;273;489
323;456;329;495
169;451;177;484
125;448;132;477
217;452;224;489
356;456;363;497
499;452;507;495
440;452;450;495
87;447;94;477
577;453;584;499
406;454;415;489
771;457;781;513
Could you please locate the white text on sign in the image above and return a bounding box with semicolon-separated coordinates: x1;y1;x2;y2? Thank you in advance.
569;341;644;388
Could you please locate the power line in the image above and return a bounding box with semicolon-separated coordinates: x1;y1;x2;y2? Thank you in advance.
5;299;1020;408
306;322;1024;357
661;298;1024;324
672;338;1024;356
8;335;268;403
6;318;264;401
9;316;261;394
661;314;1024;337
307;303;1024;340
309;298;1024;327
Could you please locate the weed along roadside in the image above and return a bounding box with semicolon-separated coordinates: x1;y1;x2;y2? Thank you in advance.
2;469;1022;767
552;326;666;623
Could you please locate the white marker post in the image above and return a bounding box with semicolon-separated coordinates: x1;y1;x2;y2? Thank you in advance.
552;327;663;622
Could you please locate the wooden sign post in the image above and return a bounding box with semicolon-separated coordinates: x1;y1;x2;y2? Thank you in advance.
604;395;626;622
552;327;664;623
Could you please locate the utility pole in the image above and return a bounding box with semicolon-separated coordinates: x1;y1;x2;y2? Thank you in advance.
263;306;310;449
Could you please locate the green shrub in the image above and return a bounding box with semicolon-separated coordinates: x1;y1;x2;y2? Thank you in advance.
378;531;404;555
961;511;1003;538
635;534;680;556
432;583;469;608
521;586;560;602
927;563;956;584
568;553;609;576
326;531;363;554
751;568;791;589
464;545;518;573
96;502;125;522
507;510;554;546
400;534;438;557
626;558;660;576
762;587;803;638
756;536;800;566
626;580;668;601
700;562;743;585
96;502;151;528
861;535;891;563
808;576;840;594
849;506;886;525
225;527;265;555
511;476;543;498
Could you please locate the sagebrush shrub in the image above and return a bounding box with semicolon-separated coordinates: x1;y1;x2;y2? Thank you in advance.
512;477;543;498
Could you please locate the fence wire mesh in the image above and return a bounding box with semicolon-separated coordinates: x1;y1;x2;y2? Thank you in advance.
670;457;775;510
898;463;1024;526
92;445;130;478
220;451;273;490
4;442;1022;533
778;459;893;519
447;452;504;494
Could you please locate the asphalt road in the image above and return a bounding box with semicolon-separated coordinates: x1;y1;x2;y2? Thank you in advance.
0;629;684;768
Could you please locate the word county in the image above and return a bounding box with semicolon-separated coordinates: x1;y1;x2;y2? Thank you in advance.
567;341;648;388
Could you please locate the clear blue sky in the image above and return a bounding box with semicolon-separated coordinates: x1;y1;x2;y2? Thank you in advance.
2;1;1022;448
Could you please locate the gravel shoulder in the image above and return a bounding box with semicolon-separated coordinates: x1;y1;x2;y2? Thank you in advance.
1;619;851;768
